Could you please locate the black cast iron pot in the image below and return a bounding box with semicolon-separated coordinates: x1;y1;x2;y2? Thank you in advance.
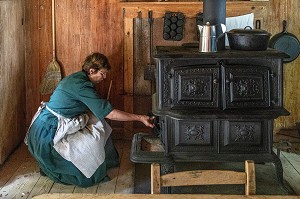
227;26;271;51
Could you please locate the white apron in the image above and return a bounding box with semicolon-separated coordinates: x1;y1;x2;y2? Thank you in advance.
25;102;112;178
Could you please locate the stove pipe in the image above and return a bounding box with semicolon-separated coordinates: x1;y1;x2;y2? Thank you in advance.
203;0;226;50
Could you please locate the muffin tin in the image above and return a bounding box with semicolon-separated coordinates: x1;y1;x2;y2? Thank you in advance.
163;12;185;41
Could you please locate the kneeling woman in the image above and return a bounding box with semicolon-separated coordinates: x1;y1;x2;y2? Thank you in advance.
25;52;154;187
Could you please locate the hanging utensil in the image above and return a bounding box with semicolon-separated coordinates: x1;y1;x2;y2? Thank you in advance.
40;0;62;95
269;20;300;63
144;10;155;81
106;80;113;100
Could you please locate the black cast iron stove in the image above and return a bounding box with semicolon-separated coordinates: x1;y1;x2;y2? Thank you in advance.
130;46;290;189
130;0;290;192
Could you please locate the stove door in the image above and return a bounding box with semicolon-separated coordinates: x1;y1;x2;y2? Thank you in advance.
223;65;271;109
166;116;218;154
171;65;219;109
219;119;270;153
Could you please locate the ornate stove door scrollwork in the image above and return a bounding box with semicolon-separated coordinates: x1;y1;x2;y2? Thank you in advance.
171;66;219;109
220;120;270;153
222;65;271;109
167;117;217;154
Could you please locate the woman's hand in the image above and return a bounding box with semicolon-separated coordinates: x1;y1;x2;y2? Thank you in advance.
138;115;155;128
106;109;155;128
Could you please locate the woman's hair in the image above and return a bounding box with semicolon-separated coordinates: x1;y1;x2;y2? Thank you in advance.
82;52;111;74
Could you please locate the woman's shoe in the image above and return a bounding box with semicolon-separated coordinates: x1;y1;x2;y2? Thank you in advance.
40;168;46;176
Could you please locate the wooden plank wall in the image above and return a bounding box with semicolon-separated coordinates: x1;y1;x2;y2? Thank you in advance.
25;0;125;135
0;0;25;164
271;0;300;132
24;0;300;142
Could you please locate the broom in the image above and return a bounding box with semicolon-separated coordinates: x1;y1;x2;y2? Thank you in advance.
39;0;62;95
107;80;113;100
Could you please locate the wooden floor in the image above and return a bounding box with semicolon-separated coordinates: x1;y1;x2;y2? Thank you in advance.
273;130;300;195
0;139;134;198
0;135;300;198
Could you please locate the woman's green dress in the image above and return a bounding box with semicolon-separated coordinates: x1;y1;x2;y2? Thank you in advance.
27;71;119;187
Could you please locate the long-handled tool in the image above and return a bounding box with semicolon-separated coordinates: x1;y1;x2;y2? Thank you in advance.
40;0;62;95
144;10;155;81
107;80;113;100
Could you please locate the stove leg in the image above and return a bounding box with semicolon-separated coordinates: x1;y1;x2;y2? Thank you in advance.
272;151;289;193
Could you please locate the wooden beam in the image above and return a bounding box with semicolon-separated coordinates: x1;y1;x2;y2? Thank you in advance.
120;2;269;19
150;163;161;194
32;193;300;199
160;170;246;187
245;160;256;195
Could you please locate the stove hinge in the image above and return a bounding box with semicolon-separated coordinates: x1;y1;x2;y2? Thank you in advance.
168;72;174;105
217;59;225;67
